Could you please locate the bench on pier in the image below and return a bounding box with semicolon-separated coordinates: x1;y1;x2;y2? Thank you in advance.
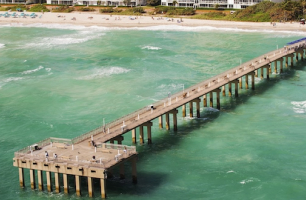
54;143;66;149
99;149;112;153
60;156;70;160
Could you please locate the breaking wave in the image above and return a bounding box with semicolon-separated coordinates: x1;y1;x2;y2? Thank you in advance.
77;67;130;80
291;101;306;113
141;46;162;50
21;66;44;75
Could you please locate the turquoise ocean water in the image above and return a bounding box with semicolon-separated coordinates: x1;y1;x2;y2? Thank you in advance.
1;23;306;200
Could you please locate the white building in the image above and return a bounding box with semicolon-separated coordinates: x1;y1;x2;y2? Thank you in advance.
46;0;145;6
161;0;264;9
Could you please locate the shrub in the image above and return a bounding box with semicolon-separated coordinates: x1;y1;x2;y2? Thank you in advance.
28;5;49;12
78;7;95;12
52;5;74;13
99;7;122;13
132;7;144;13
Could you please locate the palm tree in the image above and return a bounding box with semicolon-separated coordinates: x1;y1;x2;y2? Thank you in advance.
173;0;178;7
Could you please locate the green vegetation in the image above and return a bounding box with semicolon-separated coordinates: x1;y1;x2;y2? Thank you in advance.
28;5;49;12
99;7;122;13
155;6;195;15
77;7;96;12
3;5;28;11
99;7;144;14
192;0;306;22
52;5;74;13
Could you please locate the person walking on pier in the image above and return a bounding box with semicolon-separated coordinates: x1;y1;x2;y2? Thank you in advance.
45;151;49;161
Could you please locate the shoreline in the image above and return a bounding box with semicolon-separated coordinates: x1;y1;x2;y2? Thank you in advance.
1;11;306;32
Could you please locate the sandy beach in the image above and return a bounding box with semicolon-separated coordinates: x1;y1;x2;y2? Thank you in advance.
1;11;306;31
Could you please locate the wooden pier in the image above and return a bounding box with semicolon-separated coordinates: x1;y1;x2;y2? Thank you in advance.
13;38;306;198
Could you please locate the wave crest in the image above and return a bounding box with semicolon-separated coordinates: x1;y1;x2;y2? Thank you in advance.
291;101;306;113
0;43;5;48
21;66;44;75
141;46;162;50
77;67;130;80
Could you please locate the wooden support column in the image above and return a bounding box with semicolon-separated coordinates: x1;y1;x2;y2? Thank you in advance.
100;178;106;199
229;80;239;97
239;77;243;89
159;115;163;129
37;170;43;191
215;89;221;110
280;59;283;73
139;126;144;144
30;169;36;190
189;101;193;118
222;85;226;96
182;104;186;117
291;55;294;67
146;123;152;144
88;177;93;197
255;69;258;77
120;163;125;179
296;52;298;62
269;64;272;74
203;95;207;107
168;109;178;131
132;157;137;184
19;168;24;188
274;61;277;74
132;129;136;144
196;100;200;118
75;175;81;197
173;110;178;131
285;56;288;68
116;136;123;145
209;92;213;107
165;113;170;130
265;66;270;80
261;67;264;79
247;72;255;90
245;74;249;89
55;172;60;193
63;174;69;194
234;80;239;97
110;140;114;144
46;171;52;192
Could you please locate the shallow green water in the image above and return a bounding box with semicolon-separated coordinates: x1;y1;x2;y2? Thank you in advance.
1;24;306;200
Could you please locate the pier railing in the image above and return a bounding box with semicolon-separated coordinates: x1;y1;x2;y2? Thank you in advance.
14;142;136;169
71;40;306;144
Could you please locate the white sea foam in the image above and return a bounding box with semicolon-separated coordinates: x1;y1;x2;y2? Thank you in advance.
3;23;306;36
77;67;130;80
141;46;162;50
226;170;235;174
45;68;51;72
0;43;5;48
291;101;306;113
21;66;44;75
3;77;23;83
239;177;260;185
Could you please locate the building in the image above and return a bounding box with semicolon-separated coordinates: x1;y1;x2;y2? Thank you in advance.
46;0;146;6
161;0;264;9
